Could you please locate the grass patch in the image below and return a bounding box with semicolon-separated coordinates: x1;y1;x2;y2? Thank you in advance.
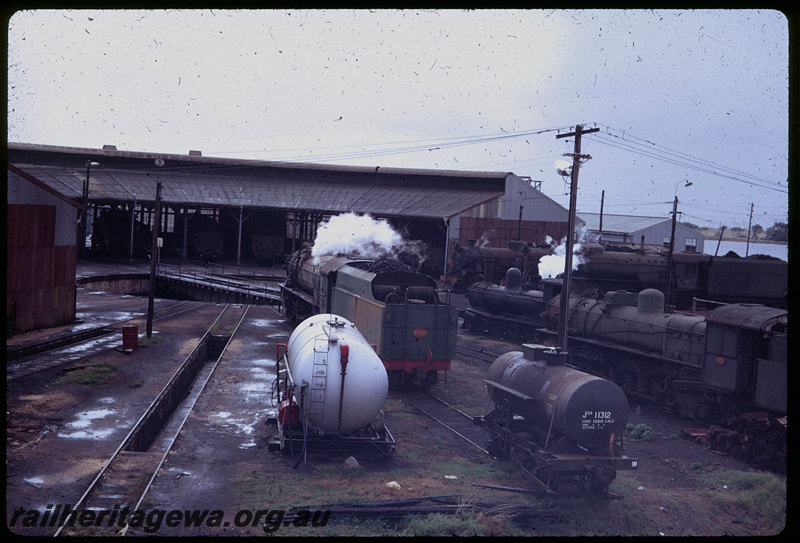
56;361;117;386
402;511;485;536
700;470;786;533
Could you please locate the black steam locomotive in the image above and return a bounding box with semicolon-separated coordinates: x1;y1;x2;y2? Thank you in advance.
280;247;459;388
443;240;551;292
543;288;787;423
448;241;787;310
572;243;787;309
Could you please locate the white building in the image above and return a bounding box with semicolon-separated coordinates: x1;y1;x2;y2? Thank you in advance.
578;212;705;253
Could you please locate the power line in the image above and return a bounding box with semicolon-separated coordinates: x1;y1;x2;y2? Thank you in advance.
588;125;787;194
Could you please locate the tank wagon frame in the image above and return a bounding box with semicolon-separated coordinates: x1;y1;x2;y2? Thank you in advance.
476;345;638;493
280;249;459;388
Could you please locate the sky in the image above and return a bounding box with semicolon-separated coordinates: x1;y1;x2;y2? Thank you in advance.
7;9;791;230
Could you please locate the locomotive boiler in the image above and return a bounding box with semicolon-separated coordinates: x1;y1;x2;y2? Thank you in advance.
270;314;395;458
280;247;458;388
477;344;637;493
462;267;550;342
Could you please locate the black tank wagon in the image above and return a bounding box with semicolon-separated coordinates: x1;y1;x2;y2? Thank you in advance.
477;344;638;493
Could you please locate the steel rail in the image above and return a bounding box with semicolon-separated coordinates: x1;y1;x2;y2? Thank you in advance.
53;304;249;537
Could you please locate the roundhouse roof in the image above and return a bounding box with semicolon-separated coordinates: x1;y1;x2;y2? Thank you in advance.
8;142;509;219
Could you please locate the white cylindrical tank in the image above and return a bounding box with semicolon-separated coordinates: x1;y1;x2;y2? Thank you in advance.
285;314;388;435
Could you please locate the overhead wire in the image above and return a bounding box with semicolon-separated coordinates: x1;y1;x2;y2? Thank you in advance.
587;125;786;194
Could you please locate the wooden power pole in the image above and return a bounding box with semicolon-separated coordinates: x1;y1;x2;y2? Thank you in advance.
555;124;599;352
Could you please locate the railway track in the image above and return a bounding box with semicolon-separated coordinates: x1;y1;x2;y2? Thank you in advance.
455;343;502;365
52;304;249;536
6;301;201;382
399;389;492;457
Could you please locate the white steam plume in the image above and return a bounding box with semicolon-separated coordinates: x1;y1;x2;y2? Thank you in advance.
311;213;426;267
538;226;590;279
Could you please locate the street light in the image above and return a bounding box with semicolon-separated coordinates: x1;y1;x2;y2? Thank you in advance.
80;160;100;258
665;180;692;309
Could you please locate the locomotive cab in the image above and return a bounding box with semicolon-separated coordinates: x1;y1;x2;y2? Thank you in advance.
702;304;787;416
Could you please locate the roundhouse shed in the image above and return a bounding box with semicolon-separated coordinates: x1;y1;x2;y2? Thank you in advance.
8;143;572;278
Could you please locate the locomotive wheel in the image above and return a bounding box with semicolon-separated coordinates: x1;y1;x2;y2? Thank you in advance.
644;374;668;405
611;359;642;396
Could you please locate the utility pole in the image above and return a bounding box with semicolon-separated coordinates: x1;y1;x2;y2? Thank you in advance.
599;190;605;243
555;124;599;352
146;182;162;338
665;196;678;310
745;202;754;256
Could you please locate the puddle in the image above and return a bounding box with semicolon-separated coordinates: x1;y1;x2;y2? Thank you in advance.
57;408;119;440
251;319;279;327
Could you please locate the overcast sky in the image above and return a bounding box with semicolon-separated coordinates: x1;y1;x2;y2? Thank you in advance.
7;9;790;229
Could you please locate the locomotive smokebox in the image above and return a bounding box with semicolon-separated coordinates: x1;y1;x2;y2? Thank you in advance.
286;314;388;435
486;345;630;450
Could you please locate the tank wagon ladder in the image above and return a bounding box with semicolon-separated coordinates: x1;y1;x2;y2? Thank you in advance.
308;338;331;430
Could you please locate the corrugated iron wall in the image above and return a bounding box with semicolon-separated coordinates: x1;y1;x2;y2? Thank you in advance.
7;204;77;333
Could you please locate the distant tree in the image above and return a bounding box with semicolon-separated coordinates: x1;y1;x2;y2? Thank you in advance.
765;222;788;242
751;224;764;239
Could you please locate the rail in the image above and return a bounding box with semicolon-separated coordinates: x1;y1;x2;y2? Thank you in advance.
53;304;249;537
156;262;282;302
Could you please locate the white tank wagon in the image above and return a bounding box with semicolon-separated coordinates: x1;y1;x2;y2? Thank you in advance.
269;314;395;459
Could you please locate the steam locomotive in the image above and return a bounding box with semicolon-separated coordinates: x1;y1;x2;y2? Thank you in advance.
543;288;787;423
444;240;552;292
280;246;459;388
447;240;787;310
476;344;638;493
463;263;787;467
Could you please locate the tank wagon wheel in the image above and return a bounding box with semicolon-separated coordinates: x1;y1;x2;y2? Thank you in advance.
589;464;617;492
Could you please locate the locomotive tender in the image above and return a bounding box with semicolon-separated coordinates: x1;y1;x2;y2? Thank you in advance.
280;247;459;387
270;314;395;457
477;344;638;493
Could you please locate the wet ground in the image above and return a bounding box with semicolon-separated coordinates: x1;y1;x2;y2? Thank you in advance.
6;259;779;537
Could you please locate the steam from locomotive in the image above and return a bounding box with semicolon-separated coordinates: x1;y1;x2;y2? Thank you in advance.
310;213;428;271
538;230;588;279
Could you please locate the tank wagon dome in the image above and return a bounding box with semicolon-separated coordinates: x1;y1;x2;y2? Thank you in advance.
286;314;388;434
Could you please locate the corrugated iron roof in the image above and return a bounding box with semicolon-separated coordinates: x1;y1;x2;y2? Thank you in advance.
578;212;672;234
8;142;507;219
706;304;787;331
